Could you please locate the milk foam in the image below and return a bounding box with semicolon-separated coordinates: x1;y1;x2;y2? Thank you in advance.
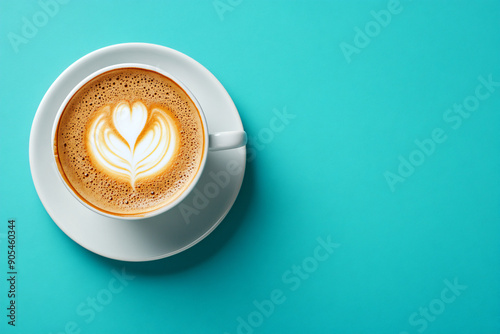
55;68;204;215
86;101;179;188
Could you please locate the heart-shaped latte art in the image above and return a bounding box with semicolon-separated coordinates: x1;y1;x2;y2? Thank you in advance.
86;101;179;189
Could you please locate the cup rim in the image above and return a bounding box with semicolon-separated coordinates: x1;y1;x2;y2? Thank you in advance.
51;63;209;220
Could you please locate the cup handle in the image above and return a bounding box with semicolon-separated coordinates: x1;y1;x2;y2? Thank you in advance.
209;131;247;151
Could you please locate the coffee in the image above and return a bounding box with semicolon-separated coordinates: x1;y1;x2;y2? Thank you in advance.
54;68;205;216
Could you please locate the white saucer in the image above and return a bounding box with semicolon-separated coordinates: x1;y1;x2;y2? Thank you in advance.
29;43;246;262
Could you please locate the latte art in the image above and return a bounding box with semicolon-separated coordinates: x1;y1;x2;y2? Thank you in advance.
86;101;179;188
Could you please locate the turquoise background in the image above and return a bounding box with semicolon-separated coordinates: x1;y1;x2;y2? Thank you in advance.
1;0;500;333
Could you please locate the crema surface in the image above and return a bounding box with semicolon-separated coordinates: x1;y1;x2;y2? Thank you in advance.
54;68;205;216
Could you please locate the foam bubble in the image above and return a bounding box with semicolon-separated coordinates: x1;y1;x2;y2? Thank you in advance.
55;68;204;215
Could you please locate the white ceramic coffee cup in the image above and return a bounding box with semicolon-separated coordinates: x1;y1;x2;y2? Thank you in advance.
51;63;246;220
